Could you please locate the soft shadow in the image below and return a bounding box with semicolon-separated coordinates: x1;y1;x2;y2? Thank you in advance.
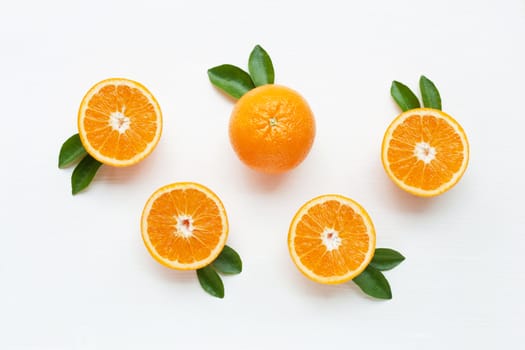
283;255;349;299
288;267;370;299
287;259;394;301
384;179;435;213
242;167;290;193
211;85;237;104
374;159;435;213
140;250;196;286
96;151;161;186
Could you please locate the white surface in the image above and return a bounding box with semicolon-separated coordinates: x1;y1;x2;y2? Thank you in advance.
1;0;524;348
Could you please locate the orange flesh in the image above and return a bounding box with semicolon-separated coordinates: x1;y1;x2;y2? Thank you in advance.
146;188;223;264
387;115;465;191
83;84;158;161
293;200;370;278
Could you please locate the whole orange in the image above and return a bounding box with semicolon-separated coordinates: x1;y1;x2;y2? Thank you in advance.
229;85;316;173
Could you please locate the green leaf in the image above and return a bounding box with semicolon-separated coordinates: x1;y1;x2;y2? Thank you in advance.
197;265;224;299
58;134;87;168
248;45;275;86
391;81;421;111
369;248;405;271
207;64;255;99
352;265;392;300
213;245;242;275
419;75;442;110
71;155;103;195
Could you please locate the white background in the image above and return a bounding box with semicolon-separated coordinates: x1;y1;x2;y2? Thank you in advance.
1;0;524;348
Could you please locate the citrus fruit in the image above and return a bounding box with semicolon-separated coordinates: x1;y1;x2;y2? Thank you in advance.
288;194;376;284
381;108;469;197
78;78;162;167
141;182;228;270
229;84;316;174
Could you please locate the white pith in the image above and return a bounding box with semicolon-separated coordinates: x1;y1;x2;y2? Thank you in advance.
109;110;131;134
414;141;436;164
321;228;342;251
176;215;194;238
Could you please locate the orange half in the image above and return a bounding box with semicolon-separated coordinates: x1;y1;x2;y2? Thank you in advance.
381;108;469;197
141;182;228;270
288;195;376;284
78;78;162;167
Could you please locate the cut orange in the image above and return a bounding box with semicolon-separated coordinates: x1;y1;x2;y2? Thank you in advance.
288;195;376;284
229;85;316;174
78;78;162;167
381;108;469;197
141;182;228;270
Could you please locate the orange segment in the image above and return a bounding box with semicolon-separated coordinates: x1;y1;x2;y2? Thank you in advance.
141;182;228;270
78;78;162;167
381;108;469;197
288;195;376;284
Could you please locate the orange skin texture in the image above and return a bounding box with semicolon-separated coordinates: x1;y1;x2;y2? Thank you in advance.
229;85;316;174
